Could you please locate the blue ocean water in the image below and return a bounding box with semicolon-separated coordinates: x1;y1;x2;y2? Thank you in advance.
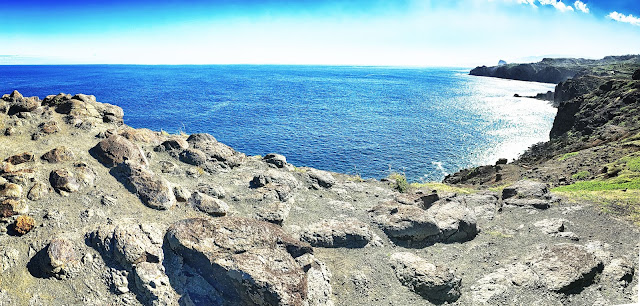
0;65;556;182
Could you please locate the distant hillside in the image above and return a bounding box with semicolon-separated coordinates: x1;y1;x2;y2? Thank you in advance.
470;55;640;84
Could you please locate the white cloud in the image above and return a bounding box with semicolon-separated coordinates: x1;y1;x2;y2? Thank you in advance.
538;0;574;12
608;11;640;26
518;0;537;7
573;1;589;13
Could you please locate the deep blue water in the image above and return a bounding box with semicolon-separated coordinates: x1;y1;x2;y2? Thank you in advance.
0;65;556;182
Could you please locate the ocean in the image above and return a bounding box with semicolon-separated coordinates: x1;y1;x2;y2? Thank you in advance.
0;65;556;182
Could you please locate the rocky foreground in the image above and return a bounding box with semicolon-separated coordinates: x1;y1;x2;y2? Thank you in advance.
0;83;638;305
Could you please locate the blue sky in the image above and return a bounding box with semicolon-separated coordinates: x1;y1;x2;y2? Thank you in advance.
1;0;640;66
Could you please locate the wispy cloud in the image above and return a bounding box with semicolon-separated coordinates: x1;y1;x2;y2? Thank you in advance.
518;0;537;7
573;1;588;13
538;0;574;12
607;11;640;26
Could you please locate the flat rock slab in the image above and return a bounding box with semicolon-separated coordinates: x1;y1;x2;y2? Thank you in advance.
166;217;313;306
526;244;603;293
300;218;381;248
390;252;461;303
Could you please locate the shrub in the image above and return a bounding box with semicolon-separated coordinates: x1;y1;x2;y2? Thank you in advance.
572;171;591;180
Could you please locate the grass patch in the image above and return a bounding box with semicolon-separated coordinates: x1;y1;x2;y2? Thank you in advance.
388;172;409;193
558;152;579;161
489;183;512;193
553;152;640;225
572;171;591;180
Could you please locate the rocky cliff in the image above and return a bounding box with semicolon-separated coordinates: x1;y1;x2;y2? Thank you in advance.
0;84;638;306
470;55;640;84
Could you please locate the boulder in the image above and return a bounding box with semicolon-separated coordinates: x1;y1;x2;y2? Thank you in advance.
121;163;176;210
601;257;634;287
178;148;207;166
188;192;229;216
155;138;188;152
42;93;72;106
307;169;336;189
0;183;22;198
119;127;162;145
91;135;148;167
166;217;313;305
300;218;381;248
390;252;461;303
195;183;226;199
533;218;578;240
5;152;34;165
429;200;478;242
526;244;602;292
49;169;80;193
42;237;78;279
39;120;60;134
27;183;50;201
255;201;291;225
502;180;553;209
263;153;288;168
133;262;178;305
41;147;75;163
0;199;28;218
296;254;334;306
89;221;164;268
251;170;299;190
369;202;440;242
186;133;244;168
471;263;540;304
5;92;40;115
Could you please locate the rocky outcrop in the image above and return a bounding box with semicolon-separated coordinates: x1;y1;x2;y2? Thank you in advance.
300;218;381;248
165;217;316;305
390;252;461;303
502;180;554;209
91;135;148;167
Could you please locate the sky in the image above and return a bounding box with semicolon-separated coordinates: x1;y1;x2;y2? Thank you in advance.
1;0;640;66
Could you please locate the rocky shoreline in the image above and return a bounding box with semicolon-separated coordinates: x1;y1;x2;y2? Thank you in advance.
0;61;639;305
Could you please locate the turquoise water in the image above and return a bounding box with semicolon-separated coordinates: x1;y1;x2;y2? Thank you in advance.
0;65;556;181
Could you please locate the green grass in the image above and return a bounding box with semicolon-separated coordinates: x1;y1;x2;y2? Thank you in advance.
388;172;409;193
572;171;591;180
553;152;640;225
558;152;579;161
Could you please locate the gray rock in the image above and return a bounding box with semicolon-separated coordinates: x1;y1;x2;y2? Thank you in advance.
251;169;300;190
49;169;80;193
263;153;288;168
390;252;461;303
0;199;28;218
471;263;540;304
172;186;190;202
502;180;550;200
195;183;226;199
187;133;244;168
369;202;440;242
300;218;381;248
255;201;291;225
41;146;75;163
121;162;176;210
89;221;164;269
601;257;634;287
308;169;336;189
526;244;603;292
534;218;578;240
296;254;334;306
188;192;229;216
178;148;207;166
42;237;78;279
429;200;478;242
166;217;313;305
156;138;189;152
91;135;148;167
133;262;178;306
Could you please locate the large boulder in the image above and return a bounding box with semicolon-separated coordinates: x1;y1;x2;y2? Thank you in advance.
502;180;553;209
41;147;75;163
188;192;229;216
91;135;148;167
49;169;80;193
40;237;78;279
186;133;244;168
263;153;288;168
120;163;176;210
526;244;603;293
369;202;440;242
5;152;34;165
300;218;381;248
166;217;313;305
429;200;478;243
307;169;336;189
3;90;40;115
390;252;461;303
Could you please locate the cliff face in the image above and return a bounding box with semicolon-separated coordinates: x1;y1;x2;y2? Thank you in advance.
470;55;640;84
